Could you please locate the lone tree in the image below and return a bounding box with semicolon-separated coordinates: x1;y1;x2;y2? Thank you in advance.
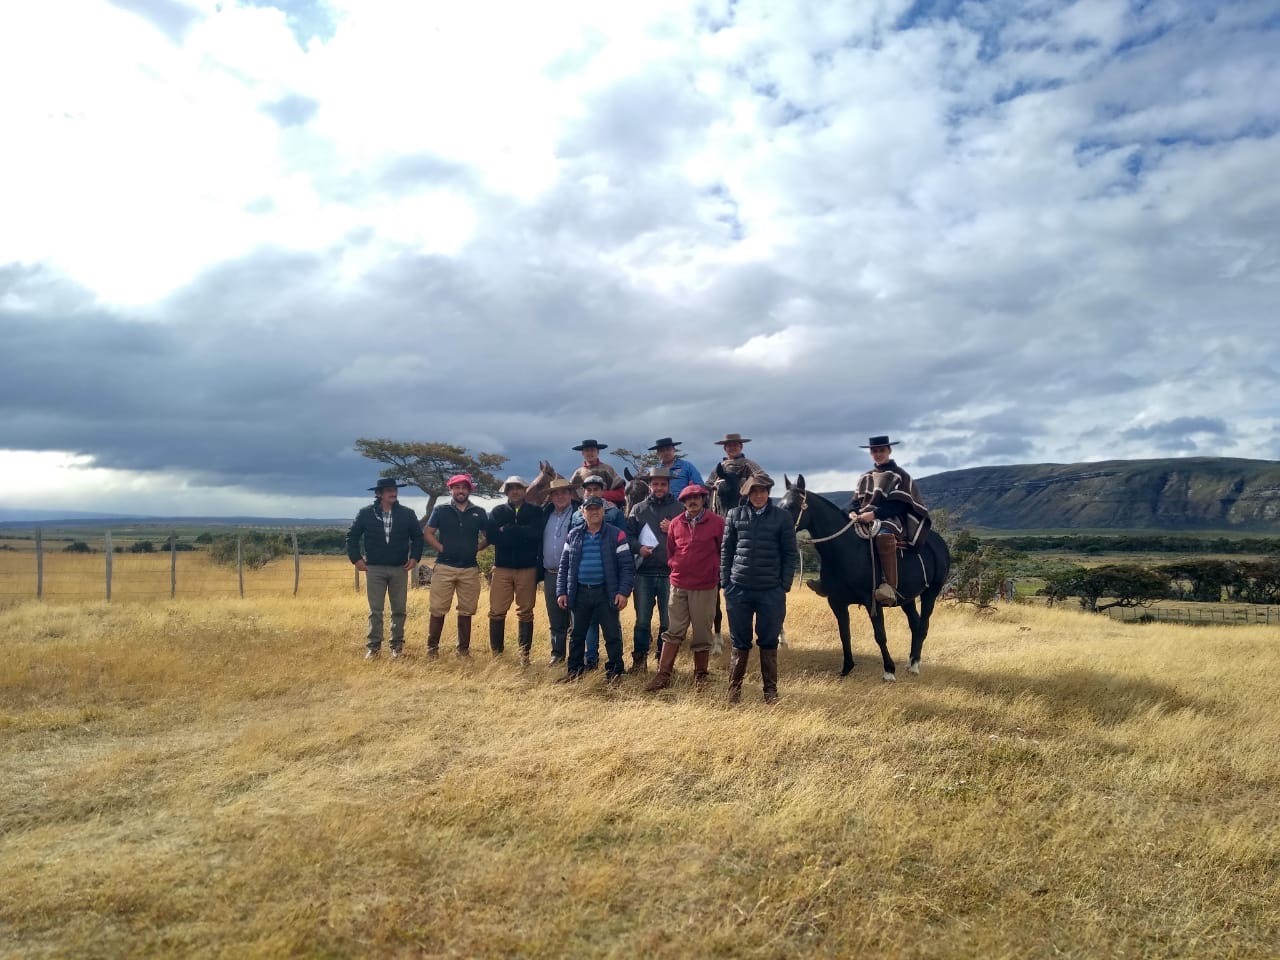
610;446;661;474
355;439;508;518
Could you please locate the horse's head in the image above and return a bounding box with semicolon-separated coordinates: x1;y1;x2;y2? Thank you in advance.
623;467;650;514
780;473;812;533
712;461;743;513
537;460;557;482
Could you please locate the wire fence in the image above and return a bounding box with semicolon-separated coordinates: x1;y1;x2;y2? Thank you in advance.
1101;603;1279;625
0;529;397;603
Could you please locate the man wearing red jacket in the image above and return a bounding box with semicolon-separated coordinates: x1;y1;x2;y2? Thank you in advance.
646;484;725;693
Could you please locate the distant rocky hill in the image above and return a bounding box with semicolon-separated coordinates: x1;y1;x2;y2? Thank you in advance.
901;457;1280;531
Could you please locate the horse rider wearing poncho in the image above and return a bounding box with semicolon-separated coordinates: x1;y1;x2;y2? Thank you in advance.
846;435;931;606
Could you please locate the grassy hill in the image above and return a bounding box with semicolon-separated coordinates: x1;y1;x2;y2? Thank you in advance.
909;457;1280;532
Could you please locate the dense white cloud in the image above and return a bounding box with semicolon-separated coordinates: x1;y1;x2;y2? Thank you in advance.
1;0;1277;516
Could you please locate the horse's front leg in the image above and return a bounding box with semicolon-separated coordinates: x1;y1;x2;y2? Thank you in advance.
828;598;853;675
901;598;923;675
867;605;896;681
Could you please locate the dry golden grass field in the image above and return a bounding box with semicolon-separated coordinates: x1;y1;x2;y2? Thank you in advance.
1;554;1278;959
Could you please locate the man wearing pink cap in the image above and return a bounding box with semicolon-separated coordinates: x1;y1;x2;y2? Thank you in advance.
646;483;724;692
424;474;489;656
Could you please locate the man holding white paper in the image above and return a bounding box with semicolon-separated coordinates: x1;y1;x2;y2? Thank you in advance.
627;465;684;672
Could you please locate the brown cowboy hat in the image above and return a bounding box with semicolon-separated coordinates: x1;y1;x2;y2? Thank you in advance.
740;472;775;494
546;478;575;493
714;432;751;445
639;465;675;481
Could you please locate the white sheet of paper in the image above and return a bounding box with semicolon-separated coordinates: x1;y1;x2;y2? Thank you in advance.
639;525;660;549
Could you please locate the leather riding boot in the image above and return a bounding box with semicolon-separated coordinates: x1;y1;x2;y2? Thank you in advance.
760;647;780;704
874;533;900;606
644;641;681;692
456;616;472;656
427;615;445;657
517;620;534;665
727;647;751;704
693;650;711;691
489;617;506;655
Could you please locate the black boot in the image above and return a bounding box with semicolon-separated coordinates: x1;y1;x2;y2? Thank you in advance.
517;620;534;666
489;617;506;655
727;647;751;704
427;615;444;657
457;616;472;657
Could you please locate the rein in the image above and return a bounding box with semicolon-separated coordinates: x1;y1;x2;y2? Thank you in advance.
792;489;860;544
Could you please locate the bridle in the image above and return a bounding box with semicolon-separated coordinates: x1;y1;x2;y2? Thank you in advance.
790;488;859;544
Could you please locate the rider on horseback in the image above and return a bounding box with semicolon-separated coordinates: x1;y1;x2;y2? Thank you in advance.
847;436;930;606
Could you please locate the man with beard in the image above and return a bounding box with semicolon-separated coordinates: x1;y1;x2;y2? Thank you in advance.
627;465;684;672
346;477;424;660
487;476;545;664
424;474;488;656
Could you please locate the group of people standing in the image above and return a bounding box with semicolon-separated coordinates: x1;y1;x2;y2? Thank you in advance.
346;433;923;704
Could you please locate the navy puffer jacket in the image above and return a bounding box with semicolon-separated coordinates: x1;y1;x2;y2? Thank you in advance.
720;502;799;591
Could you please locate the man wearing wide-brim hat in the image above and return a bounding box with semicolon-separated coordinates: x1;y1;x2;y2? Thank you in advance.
845;435;931;606
626;464;685;673
424;474;489;656
537;477;581;664
721;472;798;704
486;476;546;664
648;437;704;499
708;433;764;518
568;440;624;493
346;478;424;660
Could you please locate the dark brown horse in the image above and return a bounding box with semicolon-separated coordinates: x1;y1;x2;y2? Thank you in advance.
780;474;950;681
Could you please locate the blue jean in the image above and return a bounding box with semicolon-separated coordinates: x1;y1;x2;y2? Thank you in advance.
725;584;786;651
632;574;670;659
584;621;600;667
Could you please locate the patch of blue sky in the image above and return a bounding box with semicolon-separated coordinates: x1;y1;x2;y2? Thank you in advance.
241;0;336;47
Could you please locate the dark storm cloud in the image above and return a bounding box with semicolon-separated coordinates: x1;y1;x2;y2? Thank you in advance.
1120;417;1229;450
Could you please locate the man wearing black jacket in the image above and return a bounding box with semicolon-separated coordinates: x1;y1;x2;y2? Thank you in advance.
346;478;425;660
487;476;546;663
721;473;798;703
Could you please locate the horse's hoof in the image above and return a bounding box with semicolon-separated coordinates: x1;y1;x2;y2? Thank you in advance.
840;666;854;677
908;661;920;676
883;672;896;683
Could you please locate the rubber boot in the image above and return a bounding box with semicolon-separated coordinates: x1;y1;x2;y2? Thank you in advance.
693;650;711;691
727;647;751;704
456;615;472;657
645;640;681;692
517;620;534;666
427;615;444;657
760;647;780;704
489;617;506;655
874;534;899;606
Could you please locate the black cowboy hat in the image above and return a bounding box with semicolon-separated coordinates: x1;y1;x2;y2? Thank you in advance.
648;437;682;450
572;439;608;451
368;477;408;492
859;435;902;448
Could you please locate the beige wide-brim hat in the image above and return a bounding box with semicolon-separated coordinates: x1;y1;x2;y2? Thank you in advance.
546;478;575;493
740;472;775;495
500;475;528;492
714;432;752;445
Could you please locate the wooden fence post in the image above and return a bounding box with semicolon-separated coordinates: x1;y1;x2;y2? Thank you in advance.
36;528;43;600
170;534;177;599
237;534;245;599
292;530;300;597
105;530;112;602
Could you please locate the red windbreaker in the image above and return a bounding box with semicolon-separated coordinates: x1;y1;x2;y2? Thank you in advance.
665;509;725;591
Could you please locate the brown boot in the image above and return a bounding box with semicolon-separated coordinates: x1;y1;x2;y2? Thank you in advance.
727;647;750;704
517;620;534;666
427;615;444;657
456;616;472;656
489;617;506;655
645;640;681;692
760;647;780;704
874;533;899;606
693;650;711;691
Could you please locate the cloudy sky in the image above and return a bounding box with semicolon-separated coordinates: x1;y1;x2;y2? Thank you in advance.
1;0;1277;517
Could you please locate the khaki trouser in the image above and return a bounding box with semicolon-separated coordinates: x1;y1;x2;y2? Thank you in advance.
430;563;482;616
661;586;718;653
365;564;408;650
489;566;537;622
